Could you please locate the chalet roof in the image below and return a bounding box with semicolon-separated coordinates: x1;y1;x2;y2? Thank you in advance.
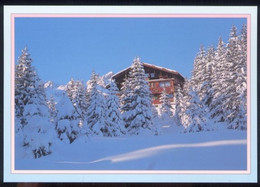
112;62;184;79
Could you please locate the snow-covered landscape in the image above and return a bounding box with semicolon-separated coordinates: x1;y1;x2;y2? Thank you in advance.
16;127;247;170
14;24;248;171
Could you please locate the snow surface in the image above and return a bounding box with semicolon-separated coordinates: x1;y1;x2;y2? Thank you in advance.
15;127;247;170
57;85;67;91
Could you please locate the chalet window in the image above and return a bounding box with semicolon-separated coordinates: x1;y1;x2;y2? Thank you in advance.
150;82;155;88
159;81;171;87
150;73;155;78
153;95;159;100
165;81;171;87
159;82;164;87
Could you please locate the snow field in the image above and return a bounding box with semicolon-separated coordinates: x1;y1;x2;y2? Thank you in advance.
15;129;247;170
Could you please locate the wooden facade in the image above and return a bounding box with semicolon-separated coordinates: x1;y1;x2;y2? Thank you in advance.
112;63;185;106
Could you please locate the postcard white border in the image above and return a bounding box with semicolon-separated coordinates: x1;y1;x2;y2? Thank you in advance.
4;6;258;183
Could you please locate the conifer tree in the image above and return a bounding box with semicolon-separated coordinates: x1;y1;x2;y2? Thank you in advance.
15;47;39;129
105;80;124;136
121;74;133;129
223;25;246;129
174;84;185;126
47;95;57;124
85;71;99;109
200;47;215;108
151;105;159;119
55;92;81;143
240;24;247;74
190;45;206;94
15;47;55;158
159;88;173;119
211;37;227;122
185;25;247;131
122;57;154;135
181;79;192;128
227;25;247;130
86;71;107;135
234;24;247;130
185;89;211;132
67;79;87;122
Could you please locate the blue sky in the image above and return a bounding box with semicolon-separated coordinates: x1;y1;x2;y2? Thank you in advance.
15;17;246;85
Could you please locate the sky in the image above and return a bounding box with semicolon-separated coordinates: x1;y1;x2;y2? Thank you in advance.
15;17;246;85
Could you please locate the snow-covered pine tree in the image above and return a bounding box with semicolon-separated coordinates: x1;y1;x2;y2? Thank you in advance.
190;45;206;94
233;24;247;130
211;37;227;122
15;46;39;129
105;80;124;136
67;78;76;101
240;24;247;74
228;25;247;130
67;78;87;123
98;71;114;92
180;79;192;128
86;72;98;108
151;105;160;135
159;88;173;120
186;25;247;131
185;89;211;132
223;25;246;129
15;47;55;158
76;80;88;121
200;47;215;109
151;105;159;119
223;25;240;123
44;81;58;124
55;91;82;143
122;57;154;135
86;71;107;136
174;84;185;126
47;95;57;124
120;74;134;129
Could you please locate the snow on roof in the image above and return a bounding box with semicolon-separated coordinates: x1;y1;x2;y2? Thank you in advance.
112;66;131;78
143;62;177;73
112;62;184;79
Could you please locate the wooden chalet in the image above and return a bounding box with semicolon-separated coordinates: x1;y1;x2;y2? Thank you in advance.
112;62;185;106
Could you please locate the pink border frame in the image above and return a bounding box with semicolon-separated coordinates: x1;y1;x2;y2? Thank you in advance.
11;13;251;175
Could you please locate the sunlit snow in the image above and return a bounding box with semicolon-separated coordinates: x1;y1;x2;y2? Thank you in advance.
15;127;247;170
